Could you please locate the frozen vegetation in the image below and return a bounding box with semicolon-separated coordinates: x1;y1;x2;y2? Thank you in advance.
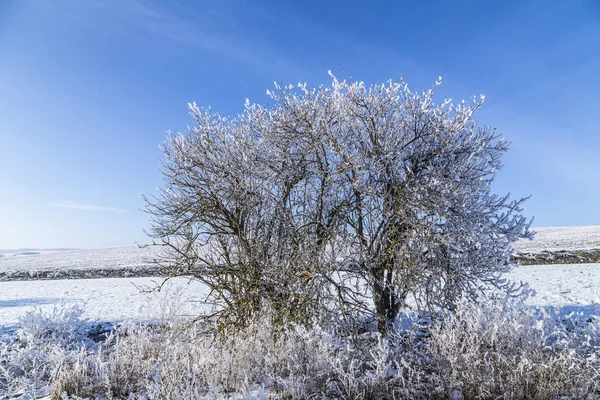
0;296;598;399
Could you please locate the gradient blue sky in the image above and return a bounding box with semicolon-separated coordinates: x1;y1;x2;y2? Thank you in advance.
1;0;599;249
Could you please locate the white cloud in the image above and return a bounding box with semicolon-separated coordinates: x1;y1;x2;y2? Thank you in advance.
49;201;128;213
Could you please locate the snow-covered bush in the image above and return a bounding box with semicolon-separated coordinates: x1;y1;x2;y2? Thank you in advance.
50;317;337;399
428;299;600;399
18;305;91;347
145;73;532;335
0;304;97;398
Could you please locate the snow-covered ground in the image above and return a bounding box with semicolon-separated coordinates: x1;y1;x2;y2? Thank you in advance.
0;249;75;258
509;262;600;307
0;263;598;328
0;276;207;328
515;225;600;253
0;245;160;277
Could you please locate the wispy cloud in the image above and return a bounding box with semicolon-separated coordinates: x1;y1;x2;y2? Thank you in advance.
72;0;310;76
49;201;128;213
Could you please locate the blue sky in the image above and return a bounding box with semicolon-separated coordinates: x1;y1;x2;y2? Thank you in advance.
1;0;599;249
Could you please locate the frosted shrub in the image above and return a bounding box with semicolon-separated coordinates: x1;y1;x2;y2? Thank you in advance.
48;312;437;399
51;317;337;399
428;299;600;399
145;73;532;335
0;304;96;398
18;305;91;347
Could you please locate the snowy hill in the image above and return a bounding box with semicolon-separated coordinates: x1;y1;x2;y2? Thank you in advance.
0;245;163;280
515;225;600;253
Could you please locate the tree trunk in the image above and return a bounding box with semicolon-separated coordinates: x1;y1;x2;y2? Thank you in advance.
373;265;403;335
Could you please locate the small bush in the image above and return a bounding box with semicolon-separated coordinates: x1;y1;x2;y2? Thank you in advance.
0;304;96;398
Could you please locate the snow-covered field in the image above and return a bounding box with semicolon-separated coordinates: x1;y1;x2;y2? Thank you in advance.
1;226;599;279
0;263;598;329
0;276;208;328
509;262;600;307
0;245;159;274
515;225;600;252
1;230;599;399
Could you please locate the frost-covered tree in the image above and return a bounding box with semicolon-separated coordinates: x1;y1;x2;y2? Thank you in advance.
145;73;532;334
